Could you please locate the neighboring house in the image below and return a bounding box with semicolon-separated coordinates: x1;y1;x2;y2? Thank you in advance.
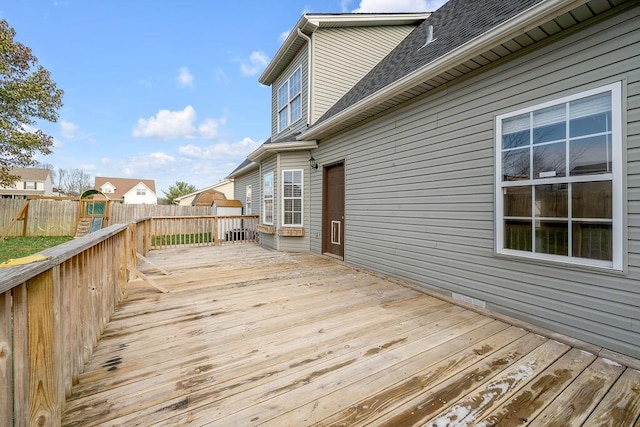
229;0;640;360
227;159;260;216
228;12;430;251
174;180;235;206
94;176;157;204
0;167;54;199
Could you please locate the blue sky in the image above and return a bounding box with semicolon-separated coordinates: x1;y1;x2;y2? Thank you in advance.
1;0;447;195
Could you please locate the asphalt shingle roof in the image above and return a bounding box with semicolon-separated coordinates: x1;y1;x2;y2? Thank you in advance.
315;0;543;125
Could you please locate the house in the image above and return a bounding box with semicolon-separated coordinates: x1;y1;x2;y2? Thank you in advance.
94;176;157;204
0;167;54;199
174;179;235;206
229;0;640;360
227;12;431;251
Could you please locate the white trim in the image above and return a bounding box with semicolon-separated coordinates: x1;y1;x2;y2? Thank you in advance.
299;0;591;141
248;140;318;162
262;172;274;225
245;184;252;215
281;169;304;227
277;67;302;133
259;12;430;85
495;82;623;270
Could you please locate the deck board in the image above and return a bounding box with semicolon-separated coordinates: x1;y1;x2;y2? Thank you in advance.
61;245;640;426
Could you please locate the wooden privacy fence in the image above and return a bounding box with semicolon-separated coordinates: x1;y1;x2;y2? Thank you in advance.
0;199;78;237
109;204;210;225
151;215;260;249
0;218;151;426
0;199;211;237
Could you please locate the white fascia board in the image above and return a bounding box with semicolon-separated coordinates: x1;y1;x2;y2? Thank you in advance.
123;181;156;197
248;141;318;162
259;13;430;85
226;162;259;180
299;0;587;141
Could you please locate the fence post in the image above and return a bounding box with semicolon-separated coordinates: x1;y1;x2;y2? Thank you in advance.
27;269;62;427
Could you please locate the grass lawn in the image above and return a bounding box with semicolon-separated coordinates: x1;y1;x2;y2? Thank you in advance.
0;236;73;263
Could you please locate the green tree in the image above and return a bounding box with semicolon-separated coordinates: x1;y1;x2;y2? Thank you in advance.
0;19;63;187
163;181;198;204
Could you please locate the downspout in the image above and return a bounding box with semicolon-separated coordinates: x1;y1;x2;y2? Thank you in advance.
297;29;312;126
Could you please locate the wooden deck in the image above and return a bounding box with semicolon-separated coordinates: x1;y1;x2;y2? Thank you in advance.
61;245;640;426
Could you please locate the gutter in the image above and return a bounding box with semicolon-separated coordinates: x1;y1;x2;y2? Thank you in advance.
298;0;589;141
247;140;318;162
259;12;431;85
225;161;258;180
297;29;312;126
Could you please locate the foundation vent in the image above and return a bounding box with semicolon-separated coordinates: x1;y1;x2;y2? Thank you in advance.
452;292;486;308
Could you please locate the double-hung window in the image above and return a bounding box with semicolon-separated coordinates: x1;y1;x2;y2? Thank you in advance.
282;170;303;226
496;82;623;270
277;67;302;132
136;188;146;196
263;172;274;225
245;184;252;215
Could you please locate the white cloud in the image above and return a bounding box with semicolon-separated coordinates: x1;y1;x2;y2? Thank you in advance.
279;30;291;43
198;117;227;140
61;120;79;138
352;0;447;12
240;51;269;76
179;137;259;160
133;106;228;140
176;67;194;88
214;67;229;84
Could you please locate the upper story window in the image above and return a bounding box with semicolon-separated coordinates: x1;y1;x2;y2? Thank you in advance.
263;172;274;225
277;67;302;132
245;184;252;215
282;170;303;226
495;82;623;270
24;181;36;190
136;188;146;196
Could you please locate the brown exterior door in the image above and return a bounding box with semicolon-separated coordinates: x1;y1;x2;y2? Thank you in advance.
323;162;345;259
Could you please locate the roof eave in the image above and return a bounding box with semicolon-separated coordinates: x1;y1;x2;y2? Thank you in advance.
299;0;589;141
247;140;318;162
259;12;431;86
226;161;259;179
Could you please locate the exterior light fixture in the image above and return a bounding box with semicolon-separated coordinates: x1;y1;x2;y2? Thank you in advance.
309;156;318;170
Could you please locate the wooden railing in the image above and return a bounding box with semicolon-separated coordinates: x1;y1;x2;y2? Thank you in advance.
151;215;259;249
0;215;259;425
0;223;135;426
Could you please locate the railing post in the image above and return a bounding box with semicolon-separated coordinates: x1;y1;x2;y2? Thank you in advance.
127;223;136;281
27;269;62;427
0;292;12;427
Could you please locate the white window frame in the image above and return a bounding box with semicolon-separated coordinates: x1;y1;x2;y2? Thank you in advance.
136;188;146;196
262;172;274;225
277;67;302;133
282;169;303;227
245;184;252;215
495;82;623;270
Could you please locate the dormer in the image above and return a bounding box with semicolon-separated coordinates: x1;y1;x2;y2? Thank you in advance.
259;12;430;142
101;182;116;194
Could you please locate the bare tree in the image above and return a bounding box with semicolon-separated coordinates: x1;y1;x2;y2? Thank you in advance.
59;168;91;196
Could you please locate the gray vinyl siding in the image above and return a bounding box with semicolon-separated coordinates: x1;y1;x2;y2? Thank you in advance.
233;168;260;216
260;155;278;250
271;45;309;139
312;25;416;123
310;5;640;359
278;151;311;252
